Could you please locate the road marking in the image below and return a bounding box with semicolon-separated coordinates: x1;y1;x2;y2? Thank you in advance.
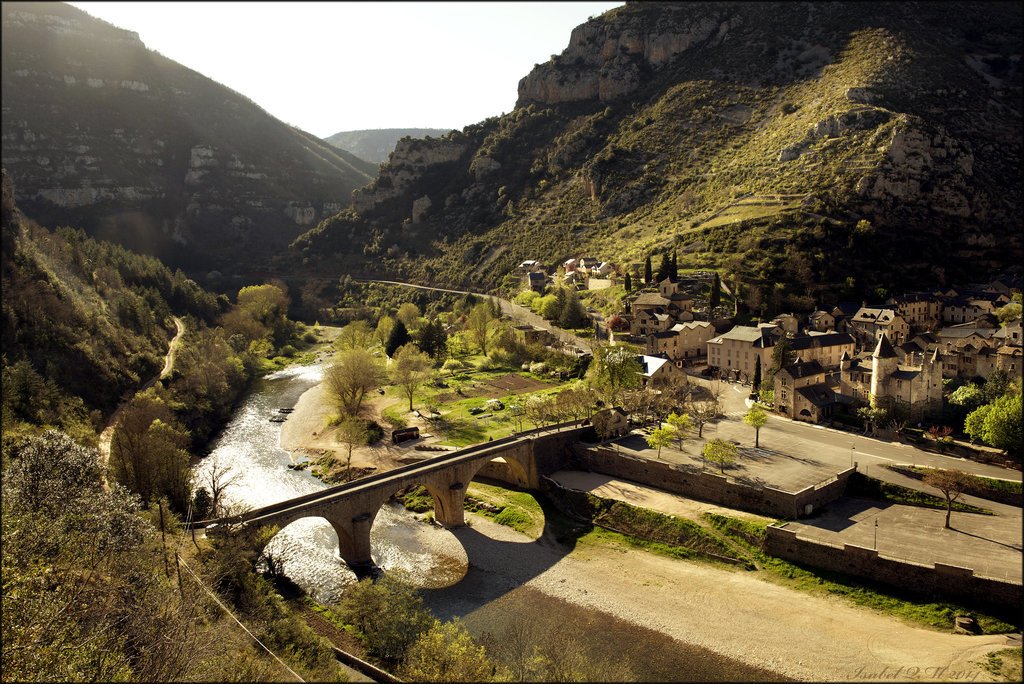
859;453;894;462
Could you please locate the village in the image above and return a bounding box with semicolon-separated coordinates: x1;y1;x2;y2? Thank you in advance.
513;256;1022;429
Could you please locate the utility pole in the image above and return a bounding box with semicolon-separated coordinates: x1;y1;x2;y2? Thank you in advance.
874;518;878;550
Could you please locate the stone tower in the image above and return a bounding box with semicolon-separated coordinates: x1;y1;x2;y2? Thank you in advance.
870;333;899;410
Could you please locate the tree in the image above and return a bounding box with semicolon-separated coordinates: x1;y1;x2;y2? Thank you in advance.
645;425;674;459
644;255;652;285
416;319;449;360
200;457;240;518
392;343;433;411
336;415;367;481
558;288;588;329
401;619;493;682
703;439;737;474
109;391;191;510
337;319;374;350
608;315;630;332
396;302;422;329
770;334;794;374
337;572;432;662
376;315;395;346
624;271;632;293
235;283;292;347
743;406;768;448
537;294;560;320
655;251;670;282
666;411;694;449
687;399;721;438
670;249;678;280
964;403;992;443
324;348;383;415
923;469;971;529
467;302;497;355
980;392;1023;456
948;382;985;412
752;355;762;392
385;318;412;358
709;272;721;311
585;345;642;406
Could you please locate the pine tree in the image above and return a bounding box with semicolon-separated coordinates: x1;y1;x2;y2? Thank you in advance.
559;288;588;329
385;318;411;358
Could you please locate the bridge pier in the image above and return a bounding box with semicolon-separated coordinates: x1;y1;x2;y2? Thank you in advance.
327;515;375;571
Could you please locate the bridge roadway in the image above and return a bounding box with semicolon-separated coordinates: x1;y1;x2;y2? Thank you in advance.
197;423;587;572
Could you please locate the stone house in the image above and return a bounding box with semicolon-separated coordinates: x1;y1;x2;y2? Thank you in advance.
887;292;943;332
770;313;800;335
839;334;943;419
706;324;780;381
523;271;548;293
789;332;857;369
849;307;910;347
637;354;689;391
807;309;835;332
647;320;717;363
774;359;837;424
591;407;629;438
942;294;1009;324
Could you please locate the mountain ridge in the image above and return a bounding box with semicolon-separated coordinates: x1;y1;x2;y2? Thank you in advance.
326;128;453;164
1;1;377;276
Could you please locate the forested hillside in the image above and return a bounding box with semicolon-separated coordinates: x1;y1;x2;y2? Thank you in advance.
292;1;1022;312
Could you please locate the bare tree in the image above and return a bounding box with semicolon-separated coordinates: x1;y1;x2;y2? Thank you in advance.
203;459;240;518
688;399;721;438
336;416;368;481
923;469;971;529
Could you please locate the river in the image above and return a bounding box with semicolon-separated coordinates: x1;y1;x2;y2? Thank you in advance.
194;361;788;681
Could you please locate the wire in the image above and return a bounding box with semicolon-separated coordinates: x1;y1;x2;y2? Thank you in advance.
176;553;305;682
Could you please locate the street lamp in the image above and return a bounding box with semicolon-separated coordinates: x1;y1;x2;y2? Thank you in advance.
850;444;855;468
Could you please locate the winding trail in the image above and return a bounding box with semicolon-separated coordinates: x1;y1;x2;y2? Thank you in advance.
98;316;185;482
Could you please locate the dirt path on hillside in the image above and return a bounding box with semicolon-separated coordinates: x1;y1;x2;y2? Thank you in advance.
98;316;185;484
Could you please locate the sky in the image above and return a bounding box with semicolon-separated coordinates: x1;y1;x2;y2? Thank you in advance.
68;1;623;138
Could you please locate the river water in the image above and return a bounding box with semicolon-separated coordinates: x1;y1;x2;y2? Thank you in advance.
194;361;788;681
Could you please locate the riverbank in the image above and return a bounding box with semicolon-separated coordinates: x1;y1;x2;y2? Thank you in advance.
277;373;1013;681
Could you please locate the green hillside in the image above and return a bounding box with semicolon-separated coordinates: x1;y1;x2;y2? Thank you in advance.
292;1;1022;311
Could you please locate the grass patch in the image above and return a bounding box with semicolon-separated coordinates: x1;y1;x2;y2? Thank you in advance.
466;482;544;537
888;465;1023;505
702;512;1020;634
395;485;434;513
847;472;994;515
980;647;1023;682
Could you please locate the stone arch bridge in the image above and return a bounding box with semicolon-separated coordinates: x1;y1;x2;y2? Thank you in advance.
195;425;586;573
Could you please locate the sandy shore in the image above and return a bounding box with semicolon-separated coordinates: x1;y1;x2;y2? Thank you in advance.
278;377;1014;681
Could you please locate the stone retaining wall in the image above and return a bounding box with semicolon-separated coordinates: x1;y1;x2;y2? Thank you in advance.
567;445;853;519
764;525;1022;608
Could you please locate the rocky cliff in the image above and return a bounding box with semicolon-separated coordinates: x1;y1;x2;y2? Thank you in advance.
1;2;376;276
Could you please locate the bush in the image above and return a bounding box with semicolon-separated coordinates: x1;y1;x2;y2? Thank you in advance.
280;345;297;357
476;356;495;371
364;420;384;445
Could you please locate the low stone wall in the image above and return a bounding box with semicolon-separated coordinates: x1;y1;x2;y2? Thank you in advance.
567;446;853;519
764;525;1022;608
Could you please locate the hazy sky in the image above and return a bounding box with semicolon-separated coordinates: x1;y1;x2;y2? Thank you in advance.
68;2;623;138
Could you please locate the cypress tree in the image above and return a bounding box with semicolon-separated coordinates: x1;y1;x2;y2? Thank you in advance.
656;251;670;282
753;355;762;391
624;271;632;293
671;250;678;280
709;272;721;310
644;256;652;285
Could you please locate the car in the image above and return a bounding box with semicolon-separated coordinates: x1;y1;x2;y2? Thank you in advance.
468;407;484;415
